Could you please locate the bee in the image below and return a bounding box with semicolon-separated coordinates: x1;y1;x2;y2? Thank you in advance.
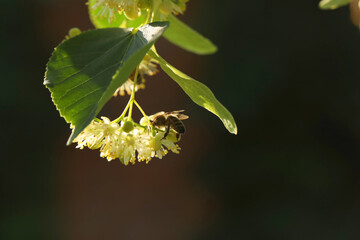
148;110;189;138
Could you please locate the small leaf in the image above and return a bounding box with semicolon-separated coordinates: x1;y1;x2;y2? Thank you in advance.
149;50;237;135
319;0;352;10
163;15;217;55
88;0;146;29
44;22;169;145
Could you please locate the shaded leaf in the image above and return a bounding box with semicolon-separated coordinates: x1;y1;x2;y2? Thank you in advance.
149;50;237;135
44;22;169;144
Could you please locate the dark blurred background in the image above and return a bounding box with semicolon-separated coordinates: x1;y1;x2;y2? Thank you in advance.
2;0;360;239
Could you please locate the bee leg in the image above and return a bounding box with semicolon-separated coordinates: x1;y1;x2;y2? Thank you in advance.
163;124;170;139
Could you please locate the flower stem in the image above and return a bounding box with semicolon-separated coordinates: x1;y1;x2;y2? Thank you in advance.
127;65;140;120
94;118;102;122
134;100;151;125
113;66;140;123
113;97;131;123
144;7;151;25
150;0;157;22
133;122;164;132
133;122;147;129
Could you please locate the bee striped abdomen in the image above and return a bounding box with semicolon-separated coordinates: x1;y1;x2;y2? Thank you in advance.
148;110;188;137
167;115;186;134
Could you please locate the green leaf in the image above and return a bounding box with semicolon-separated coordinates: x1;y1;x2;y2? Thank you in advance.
319;0;352;9
44;22;169;145
163;15;217;55
149;50;237;135
88;0;146;29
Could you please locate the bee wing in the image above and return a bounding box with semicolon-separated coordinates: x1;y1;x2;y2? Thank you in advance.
177;114;189;120
149;111;165;117
148;111;165;120
166;110;189;120
165;110;185;115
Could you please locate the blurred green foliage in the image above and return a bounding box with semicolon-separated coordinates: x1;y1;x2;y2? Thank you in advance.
319;0;352;10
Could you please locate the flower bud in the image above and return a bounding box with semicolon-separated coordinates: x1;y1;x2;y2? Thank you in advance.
139;117;149;126
124;3;141;20
166;132;179;143
159;0;173;15
177;2;186;12
149;134;163;151
125;134;135;146
68;28;81;38
122;120;134;133
138;0;151;9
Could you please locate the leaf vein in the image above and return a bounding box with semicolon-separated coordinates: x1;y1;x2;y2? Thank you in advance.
58;63;120;101
63;87;105;113
49;34;132;86
52;51;105;62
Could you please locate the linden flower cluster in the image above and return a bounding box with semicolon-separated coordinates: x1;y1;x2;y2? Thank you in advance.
73;117;181;165
113;54;159;96
157;0;189;20
93;0;189;22
69;0;193;165
93;0;144;21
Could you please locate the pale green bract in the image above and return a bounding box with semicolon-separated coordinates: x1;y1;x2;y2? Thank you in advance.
163;15;217;55
44;22;169;145
319;0;352;10
149;49;237;135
